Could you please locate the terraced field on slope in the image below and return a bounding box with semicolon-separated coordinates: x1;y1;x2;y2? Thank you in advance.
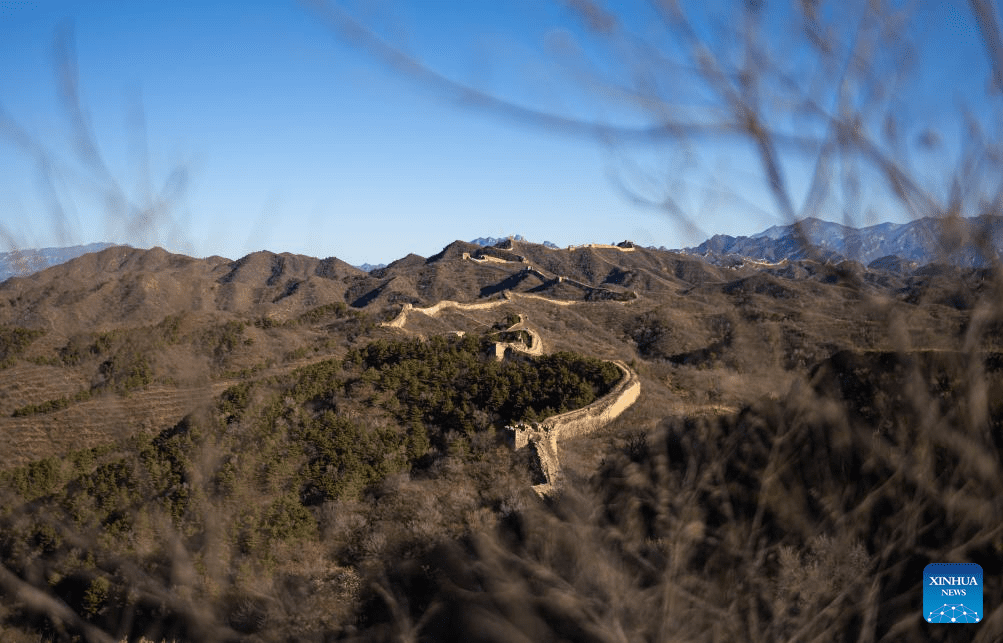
0;383;230;467
0;348;364;468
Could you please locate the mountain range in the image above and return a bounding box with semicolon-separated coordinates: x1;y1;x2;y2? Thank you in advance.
0;242;118;282
353;236;557;273
0;215;1000;642
1;223;993;343
679;215;1003;267
10;217;1003;287
469;234;559;249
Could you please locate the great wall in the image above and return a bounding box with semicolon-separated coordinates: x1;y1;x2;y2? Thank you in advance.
567;242;636;251
459;250;637;302
380;297;511;328
507;359;640;496
490;314;544;359
379;294;641;497
485;238;637;252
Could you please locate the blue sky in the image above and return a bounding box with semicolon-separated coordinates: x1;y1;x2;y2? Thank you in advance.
1;1;998;265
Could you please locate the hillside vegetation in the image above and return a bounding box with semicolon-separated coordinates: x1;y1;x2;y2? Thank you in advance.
0;237;1000;641
0;329;622;641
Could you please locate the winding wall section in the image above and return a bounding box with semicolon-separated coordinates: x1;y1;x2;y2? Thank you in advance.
380;296;641;497
380;298;510;329
510;359;640;496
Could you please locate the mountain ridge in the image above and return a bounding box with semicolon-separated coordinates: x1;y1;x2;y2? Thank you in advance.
0;242;121;282
5;215;1002;334
13;216;1000;290
0;216;998;643
470;234;559;249
680;214;1003;267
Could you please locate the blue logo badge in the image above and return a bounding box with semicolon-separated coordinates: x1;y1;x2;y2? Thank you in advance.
924;563;983;623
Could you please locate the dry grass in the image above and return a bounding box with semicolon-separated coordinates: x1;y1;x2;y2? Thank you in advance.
4;0;1003;640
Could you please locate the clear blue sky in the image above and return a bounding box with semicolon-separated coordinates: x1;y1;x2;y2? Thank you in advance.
0;1;996;265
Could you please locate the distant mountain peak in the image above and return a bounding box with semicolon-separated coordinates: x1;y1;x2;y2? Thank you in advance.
683;215;1003;269
470;235;558;249
0;242;122;282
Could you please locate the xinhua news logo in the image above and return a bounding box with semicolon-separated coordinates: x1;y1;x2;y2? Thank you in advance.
924;563;983;624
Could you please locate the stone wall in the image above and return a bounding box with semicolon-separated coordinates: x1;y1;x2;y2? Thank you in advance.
493;327;543;361
568;243;637;251
380;298;509;328
542;360;640;441
508;292;577;307
507;360;641;496
467;253;527;265
379;293;641;497
380;303;413;328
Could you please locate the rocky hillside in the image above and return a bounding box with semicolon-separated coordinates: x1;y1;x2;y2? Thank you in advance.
0;226;1001;642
